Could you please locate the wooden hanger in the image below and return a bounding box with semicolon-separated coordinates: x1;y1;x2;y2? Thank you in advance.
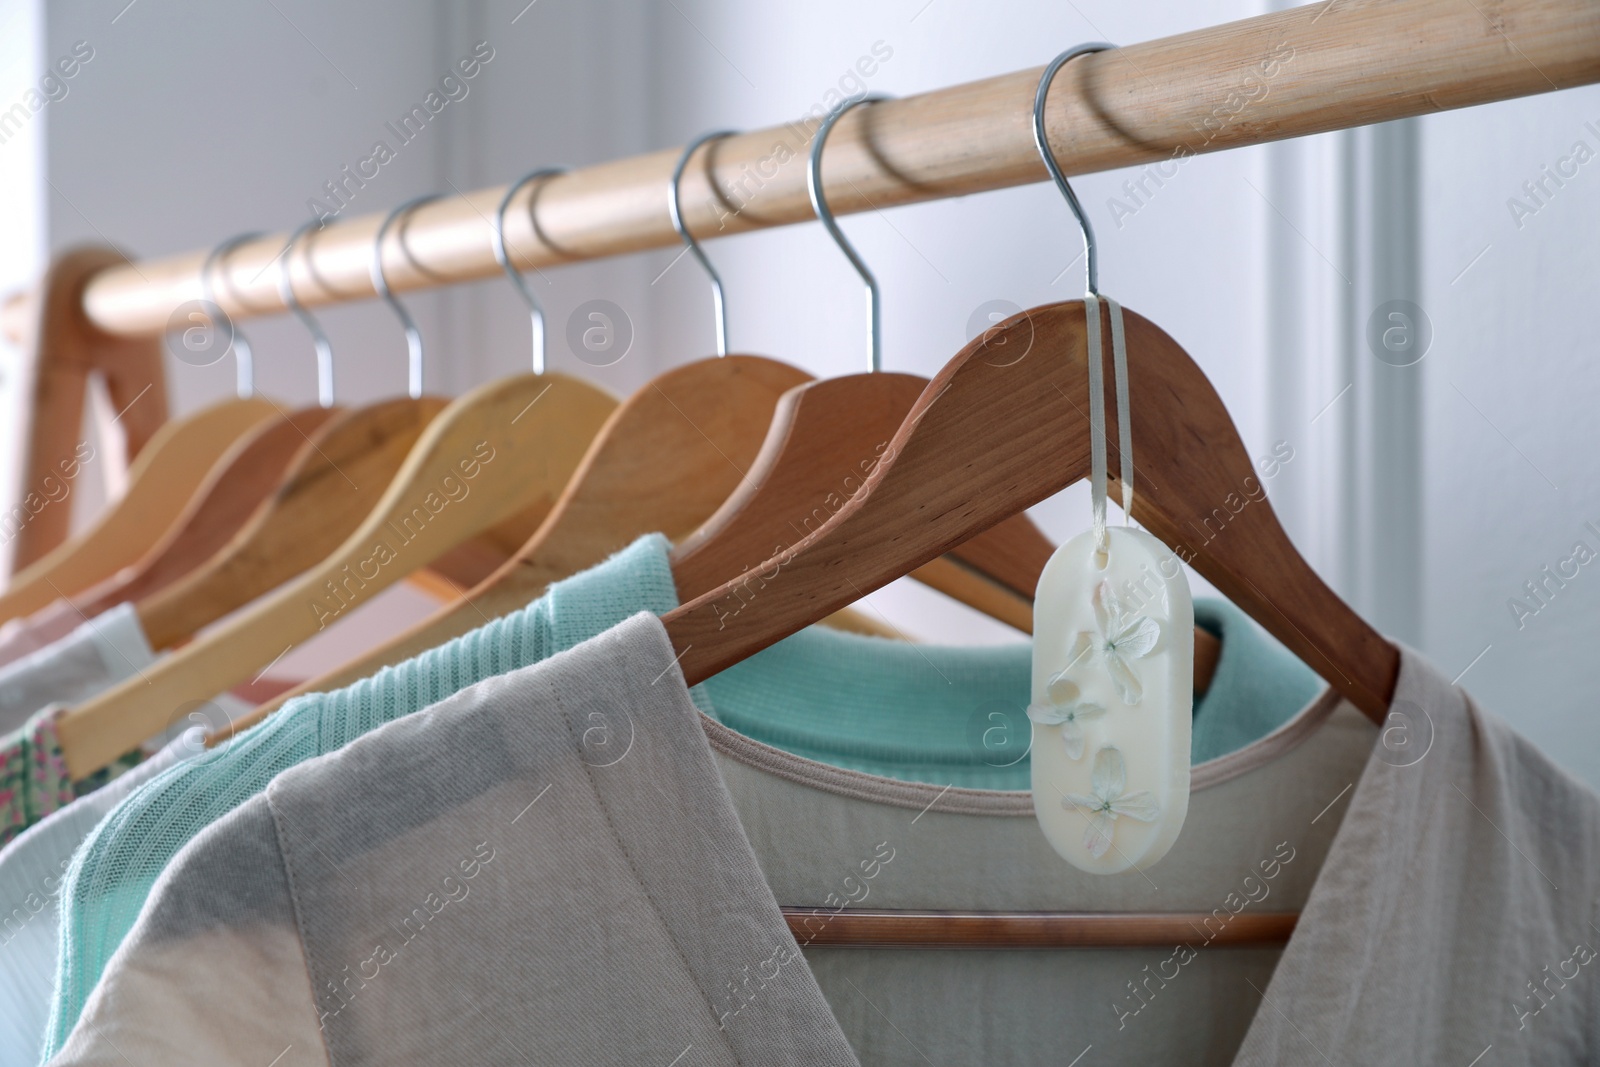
121;215;450;649
57;197;623;776
243;215;555;615
0;396;279;624
9;247;169;574
221;160;832;736
667;87;1393;701
667;162;1396;702
57;235;343;614
133;397;445;649
57;405;339;620
217;353;815;738
59;369;617;777
671;123;1155;647
669;370;1220;686
784;909;1297;948
3;238;309;623
215;142;1027;736
673;122;1076;636
672;372;1043;632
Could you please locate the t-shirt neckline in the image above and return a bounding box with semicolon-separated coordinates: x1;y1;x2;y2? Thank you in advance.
628;613;1460;1065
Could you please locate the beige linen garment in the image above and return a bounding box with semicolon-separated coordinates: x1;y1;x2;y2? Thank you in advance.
51;613;1600;1065
1230;657;1600;1064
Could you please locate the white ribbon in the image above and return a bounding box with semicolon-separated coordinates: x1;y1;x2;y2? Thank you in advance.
1085;294;1133;556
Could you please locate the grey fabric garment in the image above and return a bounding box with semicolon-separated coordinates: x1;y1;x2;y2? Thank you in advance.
53;614;858;1066
0;604;154;735
48;797;326;1065
51;613;1600;1065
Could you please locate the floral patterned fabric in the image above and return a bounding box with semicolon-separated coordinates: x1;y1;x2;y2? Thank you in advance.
0;706;140;847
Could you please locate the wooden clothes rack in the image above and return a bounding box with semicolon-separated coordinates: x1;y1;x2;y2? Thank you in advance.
44;0;1600;338
15;0;1592;563
8;251;167;571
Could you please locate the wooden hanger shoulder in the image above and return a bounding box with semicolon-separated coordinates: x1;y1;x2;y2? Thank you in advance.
664;301;1397;718
668;369;1219;678
69;406;340;617
671;371;1057;634
416;463;590;594
0;396;279;624
482;355;813;610
219;354;809;738
61;373;615;777
135;397;447;649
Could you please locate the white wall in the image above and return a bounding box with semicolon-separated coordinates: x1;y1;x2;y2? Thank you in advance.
1419;85;1600;783
9;0;1600;783
39;0;663;410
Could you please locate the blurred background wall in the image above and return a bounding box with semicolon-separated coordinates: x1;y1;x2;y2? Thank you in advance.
2;0;1598;786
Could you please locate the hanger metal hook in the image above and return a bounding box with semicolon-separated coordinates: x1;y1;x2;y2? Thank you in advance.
809;94;891;373
1033;43;1114;297
277;219;337;408
669;130;737;358
1037;44;1139;550
202;231;264;400
372;194;444;399
494;168;567;376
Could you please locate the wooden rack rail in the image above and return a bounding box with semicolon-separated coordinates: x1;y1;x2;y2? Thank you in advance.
50;0;1600;336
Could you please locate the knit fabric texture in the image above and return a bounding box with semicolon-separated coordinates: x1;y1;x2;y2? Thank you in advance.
704;597;1319;786
1188;599;1324;764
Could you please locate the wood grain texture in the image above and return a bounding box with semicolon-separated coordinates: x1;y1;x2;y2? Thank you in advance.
0;397;278;624
63;373;617;777
217;355;809;739
667;369;1219;691
135;398;446;649
664;302;1399;721
783;908;1297;948
671;373;1056;633
420;493;578;593
65;406;339;617
77;0;1600;334
10;247;168;569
